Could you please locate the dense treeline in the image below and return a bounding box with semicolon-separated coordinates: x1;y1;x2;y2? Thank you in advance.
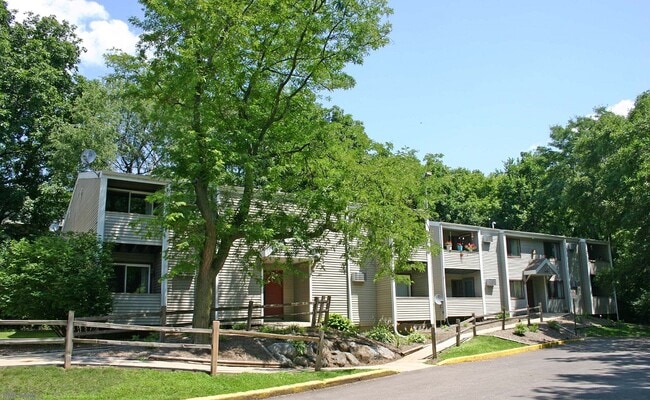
0;1;646;323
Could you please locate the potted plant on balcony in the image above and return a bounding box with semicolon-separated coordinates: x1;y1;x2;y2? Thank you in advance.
465;243;477;252
445;241;452;251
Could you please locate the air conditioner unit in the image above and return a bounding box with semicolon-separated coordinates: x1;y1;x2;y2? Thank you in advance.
482;234;493;243
485;278;497;287
351;271;366;283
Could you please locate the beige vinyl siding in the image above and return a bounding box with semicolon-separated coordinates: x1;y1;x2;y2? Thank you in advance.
446;298;483;318
375;276;393;321
311;234;348;318
62;176;100;233
104;212;162;245
481;234;502;315
350;259;377;326
217;243;263;322
166;276;194;325
111;293;159;324
506;238;539;279
395;297;430;321
443;251;480;270
548;298;565;313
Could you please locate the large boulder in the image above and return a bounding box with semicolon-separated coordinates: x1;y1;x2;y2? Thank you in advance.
352;344;379;363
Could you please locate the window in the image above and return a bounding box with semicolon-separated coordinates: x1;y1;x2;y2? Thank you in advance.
111;264;151;293
509;280;525;299
395;274;411;297
106;190;154;215
544;242;561;260
451;278;475;297
506;238;521;257
547;280;564;299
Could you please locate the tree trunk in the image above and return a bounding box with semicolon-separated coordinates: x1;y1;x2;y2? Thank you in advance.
192;263;216;343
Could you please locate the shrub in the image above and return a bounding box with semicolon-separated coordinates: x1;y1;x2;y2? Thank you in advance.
406;330;427;344
231;323;247;330
514;322;527;336
0;233;114;328
547;320;561;331
290;340;307;356
365;319;396;344
528;323;539;333
325;313;356;334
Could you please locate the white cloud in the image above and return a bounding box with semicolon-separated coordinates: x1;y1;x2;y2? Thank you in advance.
606;99;634;117
6;0;138;67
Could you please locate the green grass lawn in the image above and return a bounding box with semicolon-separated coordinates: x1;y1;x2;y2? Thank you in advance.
582;322;650;338
0;366;360;400
437;336;525;362
0;330;58;339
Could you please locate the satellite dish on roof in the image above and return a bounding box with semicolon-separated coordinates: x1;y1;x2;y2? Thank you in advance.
434;294;444;305
80;149;96;171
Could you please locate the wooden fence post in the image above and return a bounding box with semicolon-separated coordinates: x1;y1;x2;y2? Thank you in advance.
311;297;319;328
501;308;506;331
210;321;220;376
538;302;543;322
527;306;531;326
246;301;254;331
315;329;325;371
159;305;167;342
455;318;461;347
431;325;437;360
472;313;477;337
324;295;332;324
317;296;327;325
64;310;75;369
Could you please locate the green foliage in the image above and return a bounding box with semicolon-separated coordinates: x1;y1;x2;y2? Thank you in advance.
547;320;561;331
231;323;247;330
0;4;82;238
258;324;306;335
406;330;427;344
582;322;650;338
528;323;539;333
0;233;114;321
289;340;307;356
513;323;527;336
325;313;357;334
365;319;396;344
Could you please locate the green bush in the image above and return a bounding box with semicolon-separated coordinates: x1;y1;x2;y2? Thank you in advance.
325;313;356;334
547;320;561;330
514;322;527;336
406;330;427;344
528;323;539;333
0;233;114;325
290;340;307;356
365;319;396;344
231;322;247;330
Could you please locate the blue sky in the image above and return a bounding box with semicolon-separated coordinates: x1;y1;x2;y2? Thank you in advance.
9;1;650;173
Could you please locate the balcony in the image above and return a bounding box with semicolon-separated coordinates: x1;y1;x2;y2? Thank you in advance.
395;297;430;321
443;250;480;270
445;297;483;318
104;211;162;245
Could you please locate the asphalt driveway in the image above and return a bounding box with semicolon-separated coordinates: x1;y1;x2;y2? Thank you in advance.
277;337;650;399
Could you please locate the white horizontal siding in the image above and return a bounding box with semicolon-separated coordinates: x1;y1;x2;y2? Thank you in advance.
395;297;430;321
111;293;160;325
443;251;480;270
166;276;195;325
104;212;162;245
62;177;100;233
446;297;484;317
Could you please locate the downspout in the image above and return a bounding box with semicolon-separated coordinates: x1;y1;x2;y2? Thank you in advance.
344;231;353;321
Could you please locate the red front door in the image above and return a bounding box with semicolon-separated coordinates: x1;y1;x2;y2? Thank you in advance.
264;271;283;317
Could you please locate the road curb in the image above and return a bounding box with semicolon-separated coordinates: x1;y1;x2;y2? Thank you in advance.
436;338;583;366
185;369;398;400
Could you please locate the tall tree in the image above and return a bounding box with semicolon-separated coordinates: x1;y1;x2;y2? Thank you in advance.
0;2;81;238
111;0;432;332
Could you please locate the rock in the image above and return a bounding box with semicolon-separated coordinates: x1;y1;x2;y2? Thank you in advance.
268;342;297;359
276;354;294;368
304;345;316;361
344;352;360;366
375;346;396;360
337;340;350;352
293;356;310;367
327;351;349;367
352;344;379;363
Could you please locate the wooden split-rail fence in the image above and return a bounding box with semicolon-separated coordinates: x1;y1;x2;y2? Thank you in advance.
430;302;544;360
